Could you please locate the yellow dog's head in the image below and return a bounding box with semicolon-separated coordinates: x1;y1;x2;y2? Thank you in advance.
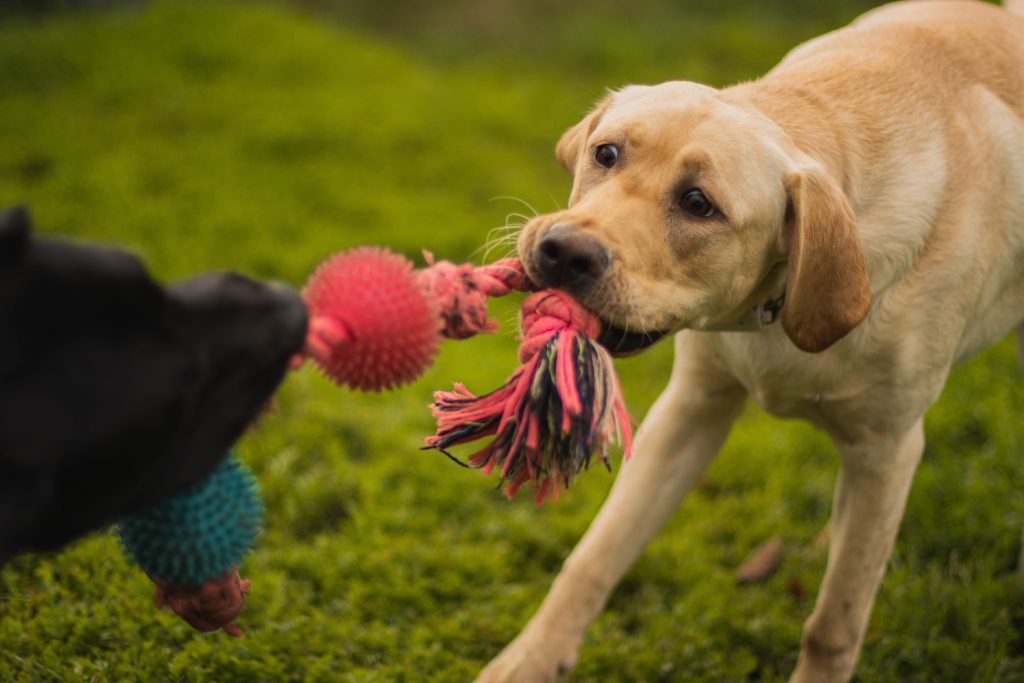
518;82;870;354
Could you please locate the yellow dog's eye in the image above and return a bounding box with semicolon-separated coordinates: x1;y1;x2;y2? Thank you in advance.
680;189;716;218
594;144;618;168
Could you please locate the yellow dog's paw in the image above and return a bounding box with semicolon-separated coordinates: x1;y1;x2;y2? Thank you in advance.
474;632;579;683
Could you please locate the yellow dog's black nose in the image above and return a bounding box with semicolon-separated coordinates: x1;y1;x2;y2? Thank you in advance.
534;224;610;293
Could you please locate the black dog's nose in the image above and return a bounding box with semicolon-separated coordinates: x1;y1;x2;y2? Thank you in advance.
534;225;610;292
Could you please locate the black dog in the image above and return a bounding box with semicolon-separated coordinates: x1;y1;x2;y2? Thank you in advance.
0;206;307;564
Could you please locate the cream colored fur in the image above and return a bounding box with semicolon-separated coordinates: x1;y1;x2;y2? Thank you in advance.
477;2;1024;681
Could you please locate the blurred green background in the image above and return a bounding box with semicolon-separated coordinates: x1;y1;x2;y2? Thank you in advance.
2;1;1023;681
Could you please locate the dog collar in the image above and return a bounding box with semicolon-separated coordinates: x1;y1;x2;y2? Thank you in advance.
704;289;785;332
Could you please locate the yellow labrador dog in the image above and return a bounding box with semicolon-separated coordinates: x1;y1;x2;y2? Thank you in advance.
477;1;1024;681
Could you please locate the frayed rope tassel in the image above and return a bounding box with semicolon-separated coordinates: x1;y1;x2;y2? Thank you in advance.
425;286;632;503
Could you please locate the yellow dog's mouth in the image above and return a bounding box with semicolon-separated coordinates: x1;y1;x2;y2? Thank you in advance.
596;321;667;357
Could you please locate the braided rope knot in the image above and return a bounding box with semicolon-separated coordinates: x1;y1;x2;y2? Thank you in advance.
416;255;531;339
518;290;601;362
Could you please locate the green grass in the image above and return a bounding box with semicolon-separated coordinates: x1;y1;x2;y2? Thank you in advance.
2;1;1023;680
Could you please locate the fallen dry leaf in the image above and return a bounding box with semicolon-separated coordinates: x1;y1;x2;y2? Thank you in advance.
736;536;784;584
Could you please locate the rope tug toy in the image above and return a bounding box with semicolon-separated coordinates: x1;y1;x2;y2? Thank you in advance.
120;245;633;637
298;247;632;502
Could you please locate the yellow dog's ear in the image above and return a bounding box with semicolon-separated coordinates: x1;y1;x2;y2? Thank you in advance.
555;96;613;173
780;166;871;353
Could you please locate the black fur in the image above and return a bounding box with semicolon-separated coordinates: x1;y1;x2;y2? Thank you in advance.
0;206;307;564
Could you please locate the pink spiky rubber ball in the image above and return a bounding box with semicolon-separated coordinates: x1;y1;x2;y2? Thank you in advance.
301;247;442;391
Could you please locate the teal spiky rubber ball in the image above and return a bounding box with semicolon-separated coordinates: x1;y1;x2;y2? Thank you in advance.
117;454;263;586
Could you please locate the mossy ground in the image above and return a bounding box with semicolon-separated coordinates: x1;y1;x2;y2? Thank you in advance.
2;1;1023;680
